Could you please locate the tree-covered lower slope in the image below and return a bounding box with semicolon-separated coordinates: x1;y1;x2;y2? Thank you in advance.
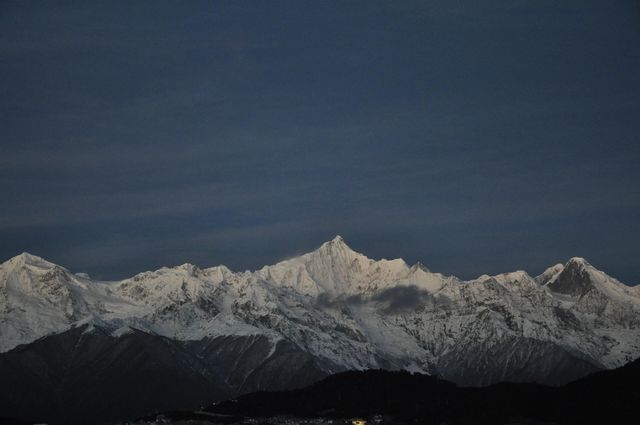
0;325;327;425
206;357;640;425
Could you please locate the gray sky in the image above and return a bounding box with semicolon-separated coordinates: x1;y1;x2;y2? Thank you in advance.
1;1;639;283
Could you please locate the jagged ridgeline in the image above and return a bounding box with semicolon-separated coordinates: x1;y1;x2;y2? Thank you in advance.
1;237;639;423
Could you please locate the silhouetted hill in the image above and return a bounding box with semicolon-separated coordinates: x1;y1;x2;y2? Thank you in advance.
0;324;328;425
206;358;640;424
560;356;640;424
0;326;228;425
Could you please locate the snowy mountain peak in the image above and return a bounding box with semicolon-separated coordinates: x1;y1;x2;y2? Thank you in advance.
535;263;564;286
174;263;201;276
410;262;431;273
315;235;357;256
566;257;590;269
255;237;411;296
546;257;604;297
2;252;56;270
498;270;532;281
308;236;369;270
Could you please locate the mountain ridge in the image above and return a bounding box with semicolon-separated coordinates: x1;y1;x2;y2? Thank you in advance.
1;238;630;291
1;236;639;387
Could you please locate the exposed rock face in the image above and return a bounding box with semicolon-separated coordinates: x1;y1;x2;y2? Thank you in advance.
547;257;593;296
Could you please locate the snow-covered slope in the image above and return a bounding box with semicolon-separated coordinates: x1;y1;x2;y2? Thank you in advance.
1;236;639;385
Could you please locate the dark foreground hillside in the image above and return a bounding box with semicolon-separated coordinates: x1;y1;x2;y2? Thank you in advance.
0;325;327;425
202;357;640;425
3;354;639;424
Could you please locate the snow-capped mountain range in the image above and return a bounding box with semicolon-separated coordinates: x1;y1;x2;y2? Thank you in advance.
1;236;640;387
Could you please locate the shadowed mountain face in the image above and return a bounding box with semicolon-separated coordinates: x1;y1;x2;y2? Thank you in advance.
1;238;639;423
547;258;595;296
0;326;223;424
434;336;600;386
0;326;329;425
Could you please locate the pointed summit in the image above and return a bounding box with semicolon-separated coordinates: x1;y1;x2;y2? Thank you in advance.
566;257;590;268
323;235;347;247
309;236;372;269
315;235;358;256
2;252;56;269
547;257;594;297
535;263;564;286
410;261;431;274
